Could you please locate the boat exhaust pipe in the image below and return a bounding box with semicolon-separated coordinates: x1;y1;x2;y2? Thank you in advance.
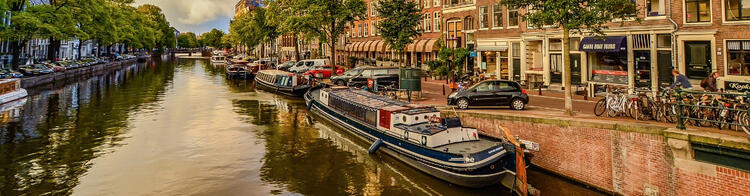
368;139;383;154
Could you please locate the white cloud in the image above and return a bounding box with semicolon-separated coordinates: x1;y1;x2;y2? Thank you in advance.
135;0;236;32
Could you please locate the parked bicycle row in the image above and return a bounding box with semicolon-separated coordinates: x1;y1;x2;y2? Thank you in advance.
594;86;750;135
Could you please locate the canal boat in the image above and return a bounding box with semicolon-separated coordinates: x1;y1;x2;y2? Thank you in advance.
210;55;227;64
225;64;252;79
304;86;535;190
0;79;28;105
255;70;310;97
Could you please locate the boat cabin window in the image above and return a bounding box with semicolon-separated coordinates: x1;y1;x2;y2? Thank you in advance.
360;70;373;77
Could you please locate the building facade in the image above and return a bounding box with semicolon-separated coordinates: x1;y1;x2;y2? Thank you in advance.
336;0;750;93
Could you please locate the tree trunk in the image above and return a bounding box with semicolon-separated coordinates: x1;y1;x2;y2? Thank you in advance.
293;34;300;61
48;38;61;62
562;28;574;116
77;40;84;60
330;41;337;76
10;40;25;69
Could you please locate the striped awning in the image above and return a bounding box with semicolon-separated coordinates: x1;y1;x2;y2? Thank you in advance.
406;40;427;52
362;41;374;52
369;41;381;52
422;39;439;52
375;41;387;52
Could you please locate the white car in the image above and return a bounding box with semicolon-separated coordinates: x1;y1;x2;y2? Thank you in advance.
288;59;330;73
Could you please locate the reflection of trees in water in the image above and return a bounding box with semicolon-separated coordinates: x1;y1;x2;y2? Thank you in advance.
0;59;176;195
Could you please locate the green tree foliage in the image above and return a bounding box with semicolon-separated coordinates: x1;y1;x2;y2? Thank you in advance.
501;0;638;116
201;28;226;49
305;0;365;70
266;0;315;61
177;32;199;48
376;0;421;67
0;0;176;66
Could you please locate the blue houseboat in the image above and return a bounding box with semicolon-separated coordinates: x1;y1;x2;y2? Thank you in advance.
255;70;311;97
304;86;535;190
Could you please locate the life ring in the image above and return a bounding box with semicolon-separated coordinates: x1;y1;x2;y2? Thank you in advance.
404;130;409;140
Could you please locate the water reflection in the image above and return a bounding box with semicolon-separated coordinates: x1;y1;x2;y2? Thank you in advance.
0;59;602;196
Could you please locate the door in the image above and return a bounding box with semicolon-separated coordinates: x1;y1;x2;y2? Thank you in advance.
685;41;711;79
550;54;563;83
469;81;496;105
570;54;582;85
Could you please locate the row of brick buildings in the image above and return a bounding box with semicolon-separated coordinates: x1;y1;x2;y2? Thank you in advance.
338;0;750;94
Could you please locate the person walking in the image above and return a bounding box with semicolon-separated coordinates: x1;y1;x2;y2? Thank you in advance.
670;69;693;90
700;72;719;92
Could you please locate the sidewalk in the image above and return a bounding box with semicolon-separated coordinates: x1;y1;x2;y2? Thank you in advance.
414;78;749;138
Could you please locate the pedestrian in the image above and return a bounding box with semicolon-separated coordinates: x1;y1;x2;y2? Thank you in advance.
700;72;719;92
670;69;693;90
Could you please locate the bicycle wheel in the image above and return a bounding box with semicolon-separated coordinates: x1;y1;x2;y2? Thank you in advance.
629;101;643;121
697;107;715;127
594;99;607;117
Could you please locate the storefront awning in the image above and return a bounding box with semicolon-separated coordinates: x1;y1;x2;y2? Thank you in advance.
351;42;361;52
580;36;627;52
406;40;427;52
422;39;439;52
362;41;374;52
356;42;367;52
346;43;353;52
375;41;387;52
415;39;431;52
369;41;381;52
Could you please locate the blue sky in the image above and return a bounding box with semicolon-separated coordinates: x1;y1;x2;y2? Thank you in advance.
135;0;234;34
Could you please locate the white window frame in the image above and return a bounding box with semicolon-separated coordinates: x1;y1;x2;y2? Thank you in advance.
479;6;489;29
682;0;712;24
645;0;667;19
507;8;519;28
364;22;369;37
423;0;430;8
434;12;441;32
433;0;440;7
371;21;376;36
492;4;503;29
425;13;432;32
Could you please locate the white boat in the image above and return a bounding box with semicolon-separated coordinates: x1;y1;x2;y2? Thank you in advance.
0;79;28;105
210;55;227;64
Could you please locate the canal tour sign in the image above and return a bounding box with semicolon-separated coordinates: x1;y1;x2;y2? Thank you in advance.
726;81;750;92
580;36;627;52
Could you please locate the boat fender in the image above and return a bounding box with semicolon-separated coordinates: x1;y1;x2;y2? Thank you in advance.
368;139;383;154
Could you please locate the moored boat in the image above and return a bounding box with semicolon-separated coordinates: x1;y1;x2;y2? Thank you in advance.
304;86;536;190
210;55;227;64
0;79;28;105
225;64;252;79
255;70;310;97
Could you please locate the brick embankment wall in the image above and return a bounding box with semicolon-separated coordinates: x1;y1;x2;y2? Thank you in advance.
20;59;138;89
445;111;750;196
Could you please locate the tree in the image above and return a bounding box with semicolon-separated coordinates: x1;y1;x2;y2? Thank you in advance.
201;28;225;49
376;0;422;67
501;0;638;116
305;0;366;74
177;32;199;48
266;0;315;61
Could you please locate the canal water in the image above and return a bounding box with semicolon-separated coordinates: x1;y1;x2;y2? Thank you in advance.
0;58;603;196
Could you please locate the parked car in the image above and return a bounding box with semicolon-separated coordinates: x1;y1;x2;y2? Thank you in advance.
447;80;529;110
303;65;345;78
331;67;399;87
276;61;296;71
19;64;49;76
288;59;330;73
0;70;24;78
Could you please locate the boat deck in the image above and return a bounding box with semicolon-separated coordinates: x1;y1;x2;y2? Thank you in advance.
310;88;501;155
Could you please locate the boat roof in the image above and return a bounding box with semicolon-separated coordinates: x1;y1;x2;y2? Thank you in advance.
328;88;434;113
394;123;447;135
258;70;294;76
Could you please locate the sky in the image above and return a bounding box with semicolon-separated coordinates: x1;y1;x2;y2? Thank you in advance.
134;0;235;34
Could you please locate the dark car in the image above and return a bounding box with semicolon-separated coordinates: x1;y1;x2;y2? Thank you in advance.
331;67;399;86
447;80;529;110
276;61;296;71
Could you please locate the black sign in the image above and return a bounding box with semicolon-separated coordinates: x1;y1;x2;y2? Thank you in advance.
726;81;750;92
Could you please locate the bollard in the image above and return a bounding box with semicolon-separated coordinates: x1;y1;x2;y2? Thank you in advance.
442;84;446;96
538;83;542;96
676;89;686;130
583;87;588;101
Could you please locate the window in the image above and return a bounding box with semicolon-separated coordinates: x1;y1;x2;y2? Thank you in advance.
370;1;377;17
425;14;432;32
508;9;519;27
371;21;376;36
647;0;666;16
492;4;503;28
657;34;671;48
479;6;489;29
424;0;430;8
434;0;440;7
464;16;474;30
685;0;710;23
364;23;369;37
434;12;441;32
726;0;750;21
727;40;750;76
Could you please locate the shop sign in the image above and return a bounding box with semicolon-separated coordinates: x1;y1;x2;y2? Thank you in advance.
470;51;477;57
581;43;617;51
726;81;750;92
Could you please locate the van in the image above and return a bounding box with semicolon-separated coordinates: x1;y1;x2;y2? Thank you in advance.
288;59;330;73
